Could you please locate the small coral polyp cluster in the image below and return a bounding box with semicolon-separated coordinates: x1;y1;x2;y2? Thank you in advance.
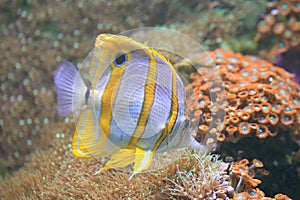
229;158;271;199
189;49;300;144
164;153;232;199
255;0;300;57
164;154;290;199
230;159;264;192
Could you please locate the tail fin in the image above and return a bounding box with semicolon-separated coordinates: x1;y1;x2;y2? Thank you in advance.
54;60;86;117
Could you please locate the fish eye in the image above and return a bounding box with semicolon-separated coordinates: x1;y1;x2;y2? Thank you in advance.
114;53;127;66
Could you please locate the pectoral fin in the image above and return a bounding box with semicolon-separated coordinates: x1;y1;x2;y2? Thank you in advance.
101;149;135;171
133;148;154;175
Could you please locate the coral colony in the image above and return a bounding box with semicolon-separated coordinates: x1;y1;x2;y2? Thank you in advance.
256;0;300;56
188;49;300;144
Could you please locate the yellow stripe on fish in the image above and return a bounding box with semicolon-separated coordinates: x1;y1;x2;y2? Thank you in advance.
152;65;179;151
99;52;130;140
127;48;157;149
54;33;205;177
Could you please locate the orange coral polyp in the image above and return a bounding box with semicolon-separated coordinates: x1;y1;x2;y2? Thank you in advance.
241;113;250;121
291;22;300;31
256;87;265;96
239;159;250;166
278;2;292;16
247;188;260;198
235;109;243;117
229;85;240;93
252;104;262;112
257;21;270;33
249;74;260;83
238;91;248;99
251;95;262;103
280;114;294;126
271;105;282;114
239;122;251;135
230;116;240;124
264;14;276;25
273;22;286;35
252;159;264;168
271;82;279;90
267;112;279;125
224;115;231;125
227;92;237;100
199;124;209;133
228;99;241;110
256;125;269;139
237;165;249;175
261;103;271;114
234;193;248;200
283;105;297;115
287;16;297;28
291;2;300;13
209;104;219;113
290;35;300;47
205;115;213;123
223;81;232;89
283;29;294;39
197;95;210;109
275;40;289;54
244;106;254;114
217;133;226;142
248;88;257;96
258;114;268;124
226;125;238;136
248;168;256;178
226;63;240;73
